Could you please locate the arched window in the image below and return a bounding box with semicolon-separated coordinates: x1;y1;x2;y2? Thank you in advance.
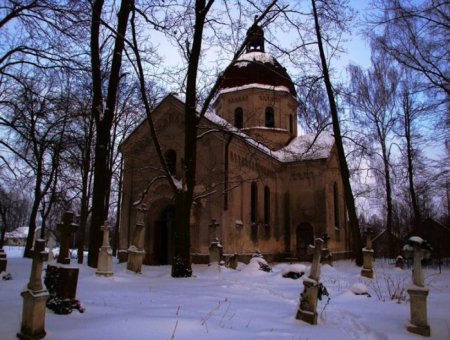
264;186;270;238
333;182;340;228
164;149;176;175
265;106;274;128
251;181;258;241
234;107;243;128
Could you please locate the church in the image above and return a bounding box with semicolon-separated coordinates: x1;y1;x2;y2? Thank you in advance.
118;24;351;264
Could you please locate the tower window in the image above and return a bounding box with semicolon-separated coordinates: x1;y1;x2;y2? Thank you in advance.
164;149;176;175
234;107;243;128
265;107;274;128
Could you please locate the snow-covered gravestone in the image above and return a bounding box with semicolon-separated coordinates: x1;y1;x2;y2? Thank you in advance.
403;236;432;337
127;204;147;273
17;239;49;340
45;211;83;315
96;220;113;277
209;237;223;265
361;228;374;279
296;238;323;325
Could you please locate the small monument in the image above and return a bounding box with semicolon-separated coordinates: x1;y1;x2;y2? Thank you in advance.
17;239;49;339
209;237;223;264
228;253;238;270
208;218;220;241
404;236;432;337
361;228;374;279
127;204;147;273
96;220;113;276
296;238;323;325
395;255;405;269
320;233;333;266
44;211;83;314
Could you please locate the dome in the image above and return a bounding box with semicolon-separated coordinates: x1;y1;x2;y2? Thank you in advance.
218;24;296;97
218;51;297;96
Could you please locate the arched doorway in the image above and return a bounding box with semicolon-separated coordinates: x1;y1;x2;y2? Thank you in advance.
296;223;314;258
154;206;175;265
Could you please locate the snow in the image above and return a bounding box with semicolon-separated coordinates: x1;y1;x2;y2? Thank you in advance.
408;236;424;244
2;246;450;339
216;83;291;97
5;226;29;238
350;283;369;295
235;52;276;67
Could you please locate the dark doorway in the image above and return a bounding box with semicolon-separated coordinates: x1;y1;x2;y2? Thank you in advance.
296;223;314;258
154;206;175;265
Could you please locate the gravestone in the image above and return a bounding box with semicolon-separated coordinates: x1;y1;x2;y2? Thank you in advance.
361;228;374;279
209;238;223;264
44;211;83;314
228;253;238;270
321;233;333;266
404;236;432;337
127;204;147;273
17;239;49;339
96;220;113;276
208;219;220;242
296;238;323;325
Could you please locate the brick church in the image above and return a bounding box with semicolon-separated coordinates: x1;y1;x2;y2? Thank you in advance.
118;24;351;264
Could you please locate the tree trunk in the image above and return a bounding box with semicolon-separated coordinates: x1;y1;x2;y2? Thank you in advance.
87;0;132;267
23;166;43;258
311;0;363;265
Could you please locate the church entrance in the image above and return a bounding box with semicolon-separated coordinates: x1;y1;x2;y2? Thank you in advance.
154;206;175;265
296;223;314;258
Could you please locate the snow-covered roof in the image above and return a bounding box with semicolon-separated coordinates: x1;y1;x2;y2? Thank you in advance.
215;83;292;99
204;109;334;162
235;52;275;67
5;226;29;239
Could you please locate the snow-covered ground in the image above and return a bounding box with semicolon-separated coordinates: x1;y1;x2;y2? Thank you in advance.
1;246;449;339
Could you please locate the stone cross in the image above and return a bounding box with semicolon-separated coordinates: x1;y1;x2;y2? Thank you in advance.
27;239;48;292
57;211;78;265
209;219;220;240
308;238;324;282
133;204;147;249
101;220;112;247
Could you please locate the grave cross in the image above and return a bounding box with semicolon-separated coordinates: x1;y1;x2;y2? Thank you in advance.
412;247;426;287
136;203;147;226
209;219;220;240
57;211;78;265
27;239;48;292
307;238;324;282
101;220;112;247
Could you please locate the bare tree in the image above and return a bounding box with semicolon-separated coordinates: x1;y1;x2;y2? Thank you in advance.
369;0;450;97
87;0;133;267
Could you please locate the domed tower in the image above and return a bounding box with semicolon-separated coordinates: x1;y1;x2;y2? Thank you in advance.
214;23;298;150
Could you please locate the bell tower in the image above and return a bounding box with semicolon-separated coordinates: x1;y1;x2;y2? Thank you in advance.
214;24;298;150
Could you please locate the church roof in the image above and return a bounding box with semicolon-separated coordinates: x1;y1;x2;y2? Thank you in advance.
218;51;297;97
203;105;333;162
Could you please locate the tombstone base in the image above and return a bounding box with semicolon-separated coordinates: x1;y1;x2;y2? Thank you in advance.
361;267;374;279
17;289;49;340
96;246;113;277
407;287;430;337
44;264;82;314
127;248;145;273
296;279;319;325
